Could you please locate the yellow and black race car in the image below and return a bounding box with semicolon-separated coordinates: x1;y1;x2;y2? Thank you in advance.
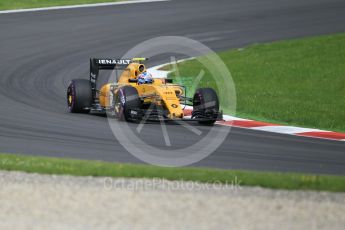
66;58;222;125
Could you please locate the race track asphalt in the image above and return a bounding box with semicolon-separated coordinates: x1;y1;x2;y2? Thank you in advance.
0;0;345;174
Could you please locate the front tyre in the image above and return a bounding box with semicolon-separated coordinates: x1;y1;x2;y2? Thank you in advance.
192;88;220;125
67;79;92;113
114;86;140;121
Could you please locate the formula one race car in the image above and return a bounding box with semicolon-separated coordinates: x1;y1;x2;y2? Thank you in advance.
67;58;222;125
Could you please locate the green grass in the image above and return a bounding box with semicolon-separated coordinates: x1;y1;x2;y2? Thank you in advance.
167;33;345;133
1;153;345;192
0;0;122;10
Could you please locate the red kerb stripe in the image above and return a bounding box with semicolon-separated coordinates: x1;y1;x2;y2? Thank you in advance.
297;132;345;140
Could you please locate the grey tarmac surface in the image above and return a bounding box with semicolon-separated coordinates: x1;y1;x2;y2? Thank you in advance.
0;0;345;174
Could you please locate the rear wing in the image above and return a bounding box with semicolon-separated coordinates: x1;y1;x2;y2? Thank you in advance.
89;58;148;99
90;58;132;87
90;58;148;86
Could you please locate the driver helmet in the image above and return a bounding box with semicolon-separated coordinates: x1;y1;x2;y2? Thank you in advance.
137;71;153;84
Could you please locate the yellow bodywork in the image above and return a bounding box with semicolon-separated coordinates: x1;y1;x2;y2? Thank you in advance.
98;62;184;119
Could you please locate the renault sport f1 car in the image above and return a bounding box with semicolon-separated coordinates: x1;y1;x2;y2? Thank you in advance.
66;58;222;125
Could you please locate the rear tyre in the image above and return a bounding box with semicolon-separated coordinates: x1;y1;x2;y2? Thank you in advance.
114;86;140;121
67;79;92;113
193;88;219;125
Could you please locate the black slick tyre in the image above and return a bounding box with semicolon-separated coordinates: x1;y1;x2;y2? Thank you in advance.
67;79;92;113
192;88;219;125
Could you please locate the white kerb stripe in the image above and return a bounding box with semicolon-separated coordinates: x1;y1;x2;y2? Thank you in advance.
222;115;250;121
251;126;323;134
0;0;169;14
